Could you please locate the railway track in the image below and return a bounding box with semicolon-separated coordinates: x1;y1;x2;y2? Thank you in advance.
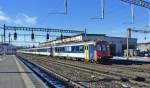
42;57;150;81
17;55;85;88
70;59;150;74
46;58;150;86
19;54;150;88
28;59;128;87
52;57;150;74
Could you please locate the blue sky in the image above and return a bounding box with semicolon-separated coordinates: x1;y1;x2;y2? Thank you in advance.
0;0;150;46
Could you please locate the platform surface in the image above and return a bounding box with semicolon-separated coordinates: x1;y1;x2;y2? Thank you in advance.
0;55;45;88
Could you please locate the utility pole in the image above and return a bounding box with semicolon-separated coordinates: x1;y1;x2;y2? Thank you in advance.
148;11;150;27
131;4;134;24
121;0;150;24
4;24;5;43
91;0;105;20
9;32;10;44
84;28;87;41
126;28;131;59
101;0;105;19
3;24;6;56
48;0;68;15
64;0;68;15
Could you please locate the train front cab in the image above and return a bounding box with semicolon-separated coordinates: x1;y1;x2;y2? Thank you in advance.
95;41;111;63
84;41;111;63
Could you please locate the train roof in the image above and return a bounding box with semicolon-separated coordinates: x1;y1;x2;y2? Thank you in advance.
19;40;109;51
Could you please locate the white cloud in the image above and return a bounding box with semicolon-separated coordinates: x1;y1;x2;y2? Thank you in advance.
0;10;11;22
13;13;37;26
0;10;37;26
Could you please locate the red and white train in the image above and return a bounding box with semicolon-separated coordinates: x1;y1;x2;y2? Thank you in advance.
17;41;112;62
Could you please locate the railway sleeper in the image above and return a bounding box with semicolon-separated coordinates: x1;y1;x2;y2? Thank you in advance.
120;77;129;82
133;76;146;82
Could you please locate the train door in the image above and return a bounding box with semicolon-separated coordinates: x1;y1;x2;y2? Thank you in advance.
84;45;89;61
88;44;94;62
50;47;53;57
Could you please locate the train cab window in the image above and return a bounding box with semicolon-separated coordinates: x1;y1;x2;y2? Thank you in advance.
106;45;110;51
96;45;102;51
102;45;106;51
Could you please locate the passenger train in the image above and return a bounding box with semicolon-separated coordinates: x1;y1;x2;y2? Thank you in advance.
17;41;111;62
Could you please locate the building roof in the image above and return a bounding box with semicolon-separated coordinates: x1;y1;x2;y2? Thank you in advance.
39;33;106;44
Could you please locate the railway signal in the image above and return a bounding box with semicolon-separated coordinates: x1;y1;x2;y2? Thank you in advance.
61;33;63;40
14;31;17;40
46;33;49;40
31;31;34;40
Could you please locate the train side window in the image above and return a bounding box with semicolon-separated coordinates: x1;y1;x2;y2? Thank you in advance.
62;47;65;52
61;47;63;52
55;48;56;52
64;47;67;52
65;47;67;52
76;46;79;51
56;48;57;52
55;47;57;52
79;45;84;52
68;46;71;52
58;47;60;52
71;46;76;52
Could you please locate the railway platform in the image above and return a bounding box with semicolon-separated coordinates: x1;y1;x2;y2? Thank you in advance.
0;55;46;88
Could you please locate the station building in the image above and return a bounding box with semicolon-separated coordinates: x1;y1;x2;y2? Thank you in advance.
39;34;137;56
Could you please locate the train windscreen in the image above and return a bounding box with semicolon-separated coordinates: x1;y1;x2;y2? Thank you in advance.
96;44;109;51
